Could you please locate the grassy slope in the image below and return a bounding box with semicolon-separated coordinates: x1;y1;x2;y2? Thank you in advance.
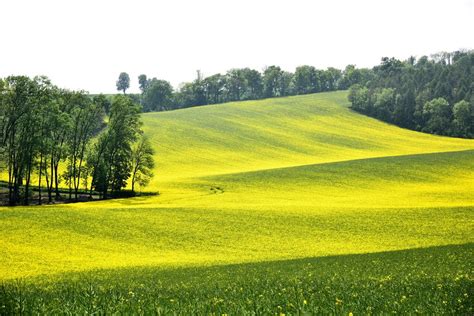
2;151;473;280
1;91;473;312
142;91;472;183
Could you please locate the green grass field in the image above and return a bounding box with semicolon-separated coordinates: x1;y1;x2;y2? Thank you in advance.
1;91;473;314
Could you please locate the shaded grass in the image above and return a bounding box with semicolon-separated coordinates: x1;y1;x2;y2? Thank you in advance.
1;244;472;314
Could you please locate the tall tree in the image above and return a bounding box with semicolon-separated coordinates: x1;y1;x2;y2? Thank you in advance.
90;95;142;198
130;136;155;193
294;66;317;95
46;88;74;201
35;78;56;205
138;74;148;92
202;74;226;104
453;100;473;137
372;88;396;121
2;76;39;205
116;72;130;94
279;71;294;97
65;91;104;200
241;68;263;100
225;69;246;101
263;66;283;98
423;97;452;135
348;84;370;113
142;78;174;112
325;67;342;91
0;78;6;174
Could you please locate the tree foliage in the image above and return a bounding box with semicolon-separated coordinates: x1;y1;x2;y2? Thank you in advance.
142;78;174;112
131;136;155;193
90;95;142;197
116;72;130;94
348;50;474;138
0;76;152;205
136;64;370;112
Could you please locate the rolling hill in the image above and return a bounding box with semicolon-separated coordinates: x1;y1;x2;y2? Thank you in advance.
1;91;473;313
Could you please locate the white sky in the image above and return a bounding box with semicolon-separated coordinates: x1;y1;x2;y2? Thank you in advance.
1;0;473;94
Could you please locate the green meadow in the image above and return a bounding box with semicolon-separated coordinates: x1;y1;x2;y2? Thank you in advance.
1;91;473;314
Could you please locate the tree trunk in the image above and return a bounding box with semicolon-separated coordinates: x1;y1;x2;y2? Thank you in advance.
12;171;21;206
24;167;31;206
38;153;43;205
8;155;13;206
68;177;72;200
131;165;137;194
54;163;60;200
89;176;94;199
47;157;53;203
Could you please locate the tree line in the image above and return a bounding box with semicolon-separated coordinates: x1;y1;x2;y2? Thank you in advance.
349;50;474;138
0;76;155;206
116;51;472;139
116;65;373;112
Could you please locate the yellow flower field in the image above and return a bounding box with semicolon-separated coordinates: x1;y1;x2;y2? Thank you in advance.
0;91;473;313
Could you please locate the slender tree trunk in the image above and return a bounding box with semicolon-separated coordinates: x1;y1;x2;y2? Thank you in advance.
72;152;78;201
25;149;35;206
45;157;51;203
8;151;13;206
131;163;139;194
68;174;72;200
13;168;21;206
54;163;60;200
38;152;43;205
7;133;18;206
74;141;87;201
89;175;94;199
47;156;53;203
74;166;79;200
24;164;31;206
53;137;65;200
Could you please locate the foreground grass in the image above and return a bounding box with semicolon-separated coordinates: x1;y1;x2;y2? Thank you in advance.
1;244;472;314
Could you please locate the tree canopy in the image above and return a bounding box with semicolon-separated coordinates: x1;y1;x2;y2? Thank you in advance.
348;50;474;138
136;64;371;112
116;72;130;94
0;76;152;206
